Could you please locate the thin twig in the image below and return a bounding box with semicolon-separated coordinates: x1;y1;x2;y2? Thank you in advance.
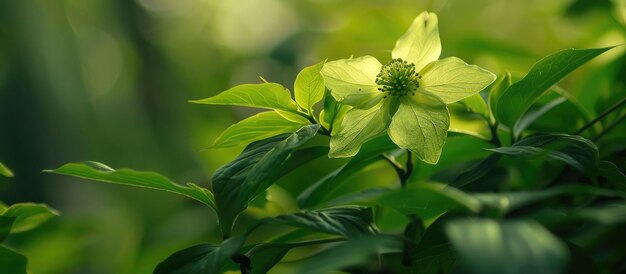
592;113;626;141
575;96;626;135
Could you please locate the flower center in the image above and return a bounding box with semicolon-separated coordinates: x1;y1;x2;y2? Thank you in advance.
375;58;421;98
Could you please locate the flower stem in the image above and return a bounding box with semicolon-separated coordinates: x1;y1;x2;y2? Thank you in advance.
575;96;626;135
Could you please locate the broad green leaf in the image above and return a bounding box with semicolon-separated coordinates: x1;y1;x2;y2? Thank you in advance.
450;153;502;188
210;111;310;149
494;47;612;131
45;162;216;210
1;203;59;233
410;214;458;273
472;184;624;216
599;161;626;191
321;56;384;109
488;72;512;123
460;93;489;119
388;93;449;164
0;162;13;177
488;134;598;176
419;57;496;104
445;219;568;274
329;99;393;157
392;11;441;71
514;97;566;137
212;125;319;237
372;183;482;219
297;235;401;274
154;235;245;274
0;245;27;274
298;135;398;208
295;61;326;114
261;206;377;239
190;83;298;113
448;103;491;140
319;90;346;132
0;216;14;242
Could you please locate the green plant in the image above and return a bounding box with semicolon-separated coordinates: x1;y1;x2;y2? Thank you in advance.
46;11;626;274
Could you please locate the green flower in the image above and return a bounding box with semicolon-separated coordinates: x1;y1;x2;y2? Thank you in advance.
322;11;496;164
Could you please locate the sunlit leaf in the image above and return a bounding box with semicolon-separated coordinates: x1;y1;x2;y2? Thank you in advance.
460;93;489;119
494;47;612;131
190;83;299;113
212;125;319;237
45;162;216;210
210;111;310;149
321;56;384;109
445;219;568;274
295;60;326;114
0;162;13;177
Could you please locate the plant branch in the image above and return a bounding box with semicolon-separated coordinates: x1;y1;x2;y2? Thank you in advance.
592;113;626;141
575;96;626;135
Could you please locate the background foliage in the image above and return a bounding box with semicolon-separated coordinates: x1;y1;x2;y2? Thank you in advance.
1;0;625;273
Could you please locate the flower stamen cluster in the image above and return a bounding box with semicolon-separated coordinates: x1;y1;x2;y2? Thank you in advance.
375;58;421;98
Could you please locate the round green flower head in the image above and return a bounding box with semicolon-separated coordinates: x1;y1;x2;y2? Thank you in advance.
322;11;496;164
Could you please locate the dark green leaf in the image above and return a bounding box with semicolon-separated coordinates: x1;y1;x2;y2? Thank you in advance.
488;72;512;123
0;162;13;177
212;125;319;237
261;206;377;239
445;219;568;274
45;162;216;210
599;161;626;191
450;153;501;189
488;134;599;175
411;215;458;274
514;97;566;137
297;235;401;274
494;47;612;131
246;238;342;274
1;203;59;233
0;245;27;274
297;135;397;208
0;216;14;242
154;235;245;274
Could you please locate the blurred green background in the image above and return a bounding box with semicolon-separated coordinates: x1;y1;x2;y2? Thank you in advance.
1;0;625;273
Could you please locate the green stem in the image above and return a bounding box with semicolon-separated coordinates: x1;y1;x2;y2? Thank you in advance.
592;113;626;141
575;96;626;135
489;122;502;147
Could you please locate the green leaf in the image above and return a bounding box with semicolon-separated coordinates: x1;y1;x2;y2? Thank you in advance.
295;61;326;114
488;72;512;123
0;216;14;242
297;235;401;274
154;235;245;274
261;206;377;239
0;162;13;177
321;56;384;109
372;183;482;219
246;239;343;274
445;219;568;274
212;125;319;237
0;245;27;274
410;214;458;273
45;162;216;210
460;93;489;119
514;97;566;137
488;134;599;175
210;111;310;149
0;203;59;233
190;83;299;113
388;94;449;164
297;135;398;208
599;161;626;191
451;153;501;189
494;47;612;131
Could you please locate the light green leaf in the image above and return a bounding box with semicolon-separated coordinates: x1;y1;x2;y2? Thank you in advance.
1;203;59;233
295;60;326;114
461;93;489;119
445;219;568;274
392;11;441;71
0;245;27;274
388;93;449;164
372;183;482;219
0;162;13;177
494;47;612;130
212;125;319;237
448;102;491;140
154;235;245;274
329;100;393;158
261;206;377;239
322;56;384;109
211;111;310;149
190;83;298;113
419;57;496;104
488;134;598;176
45;162;216;210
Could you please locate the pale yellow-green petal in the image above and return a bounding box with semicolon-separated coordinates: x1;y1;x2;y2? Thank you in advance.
392;11;441;71
321;56;384;109
419;57;496;104
329;100;393;157
388;92;450;164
